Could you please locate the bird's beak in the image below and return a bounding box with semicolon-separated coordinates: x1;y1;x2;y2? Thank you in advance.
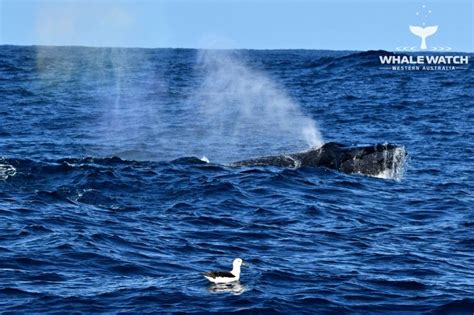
242;261;248;267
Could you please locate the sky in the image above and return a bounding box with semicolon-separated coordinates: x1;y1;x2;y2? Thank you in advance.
0;0;472;51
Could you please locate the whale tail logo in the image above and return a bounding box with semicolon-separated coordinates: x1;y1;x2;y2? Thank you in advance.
409;25;438;49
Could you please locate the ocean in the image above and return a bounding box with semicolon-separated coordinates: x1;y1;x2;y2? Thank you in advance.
0;45;473;314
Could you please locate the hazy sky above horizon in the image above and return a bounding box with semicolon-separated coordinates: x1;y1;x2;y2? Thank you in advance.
1;0;472;51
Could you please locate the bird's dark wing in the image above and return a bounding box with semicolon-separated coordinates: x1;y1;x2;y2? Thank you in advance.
203;271;234;278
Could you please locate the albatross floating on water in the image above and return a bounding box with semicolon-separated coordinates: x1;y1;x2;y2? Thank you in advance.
203;258;246;284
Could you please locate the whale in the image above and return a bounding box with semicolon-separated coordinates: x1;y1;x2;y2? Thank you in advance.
231;142;407;177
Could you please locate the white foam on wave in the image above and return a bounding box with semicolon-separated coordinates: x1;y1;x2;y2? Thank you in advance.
0;162;16;180
200;156;210;163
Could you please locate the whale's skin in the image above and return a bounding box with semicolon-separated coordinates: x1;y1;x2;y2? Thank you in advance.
231;142;406;176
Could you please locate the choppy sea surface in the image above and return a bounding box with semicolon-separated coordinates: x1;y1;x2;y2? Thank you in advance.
1;45;473;314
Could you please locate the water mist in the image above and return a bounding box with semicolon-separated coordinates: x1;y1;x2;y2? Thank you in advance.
189;50;323;162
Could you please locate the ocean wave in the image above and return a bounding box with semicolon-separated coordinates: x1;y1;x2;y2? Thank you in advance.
1;46;473;313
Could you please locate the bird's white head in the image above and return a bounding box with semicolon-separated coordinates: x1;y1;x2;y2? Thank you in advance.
231;258;245;275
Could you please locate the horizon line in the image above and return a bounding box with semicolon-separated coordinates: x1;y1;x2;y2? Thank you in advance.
1;43;472;54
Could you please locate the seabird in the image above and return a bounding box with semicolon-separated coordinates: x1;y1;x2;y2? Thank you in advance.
203;258;246;284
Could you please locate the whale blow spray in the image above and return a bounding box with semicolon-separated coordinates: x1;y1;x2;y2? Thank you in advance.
190;50;323;162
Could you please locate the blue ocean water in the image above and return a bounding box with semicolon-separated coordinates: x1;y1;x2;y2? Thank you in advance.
0;45;473;314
